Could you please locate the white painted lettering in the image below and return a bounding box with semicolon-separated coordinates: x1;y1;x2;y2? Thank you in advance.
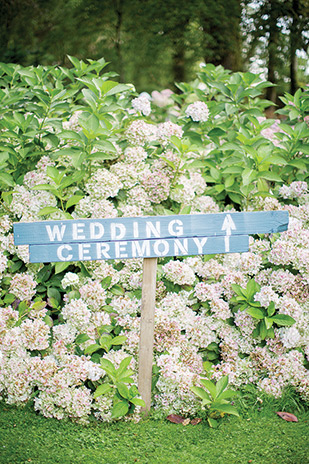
78;243;91;260
146;221;161;238
174;238;188;255
168;219;184;236
96;243;111;259
46;224;66;242
90;222;104;240
193;237;208;254
111;223;126;240
224;236;230;252
57;244;73;261
153;239;169;256
133;221;139;238
73;223;86;240
115;241;128;258
132;240;151;258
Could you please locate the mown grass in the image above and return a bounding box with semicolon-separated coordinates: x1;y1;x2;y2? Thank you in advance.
1;394;309;464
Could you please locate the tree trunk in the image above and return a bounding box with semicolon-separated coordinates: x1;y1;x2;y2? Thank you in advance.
266;1;279;105
172;46;186;84
115;0;125;82
290;0;300;94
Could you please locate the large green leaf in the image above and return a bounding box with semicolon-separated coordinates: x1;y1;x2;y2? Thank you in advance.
200;378;216;399
215;376;229;398
191;386;211;403
111;400;129;419
247;307;265;320
93;384;112;399
116;382;130;400
258;171;282;182
271;314;296;326
0;172;15;187
84;343;101;355
211;403;239;417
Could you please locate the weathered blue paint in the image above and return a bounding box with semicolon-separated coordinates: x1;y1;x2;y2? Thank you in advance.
14;211;289;246
28;234;250;263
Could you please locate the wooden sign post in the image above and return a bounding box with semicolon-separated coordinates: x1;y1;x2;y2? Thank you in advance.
14;211;289;412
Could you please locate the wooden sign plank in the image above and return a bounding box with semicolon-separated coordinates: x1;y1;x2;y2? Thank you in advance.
13;211;289;246
28;234;250;263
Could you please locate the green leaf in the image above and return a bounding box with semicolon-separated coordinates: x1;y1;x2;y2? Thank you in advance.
211;403;239;417
93;140;117;153
231;284;247;298
207;417;219;428
246;307;265;319
43;315;53;327
47;287;61;304
267;302;276;317
0;172;15;187
116;382;130;400
89;152;118;161
267;327;275;338
54;261;70;274
200;378;216;399
112;335;127;346
75;333;90;345
246;279;260;300
118;375;134;384
84;343;101;355
215;376;229;399
110;285;125;296
67;55;81;68
101;276;112;289
99;335;112;350
265;317;274;330
191;386;211;403
38;206;61;216
100;358;116;376
93;384;112;399
105;83;131;96
130;397;145;407
218;389;237;400
258;171;282;182
66;195;84;209
111;400;129;419
118;356;133;376
59;130;83;142
259;320;268;340
47;297;59;309
271;314;296;327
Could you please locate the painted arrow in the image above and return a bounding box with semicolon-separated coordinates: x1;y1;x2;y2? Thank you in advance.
221;214;237;252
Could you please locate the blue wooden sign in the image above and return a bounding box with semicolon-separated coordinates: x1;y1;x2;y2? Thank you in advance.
13;211;289;263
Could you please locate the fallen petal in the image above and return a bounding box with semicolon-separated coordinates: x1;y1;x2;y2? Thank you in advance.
276;411;298;422
182;418;191;426
191;418;202;426
167;414;185;424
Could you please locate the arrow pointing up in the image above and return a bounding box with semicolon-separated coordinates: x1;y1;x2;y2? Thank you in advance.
221;214;236;252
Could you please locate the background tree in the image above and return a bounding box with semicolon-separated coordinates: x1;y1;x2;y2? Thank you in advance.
0;0;307;94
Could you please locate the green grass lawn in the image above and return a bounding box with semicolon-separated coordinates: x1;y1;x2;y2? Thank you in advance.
0;400;309;464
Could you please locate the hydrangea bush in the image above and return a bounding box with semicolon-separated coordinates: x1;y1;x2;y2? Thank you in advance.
0;57;309;423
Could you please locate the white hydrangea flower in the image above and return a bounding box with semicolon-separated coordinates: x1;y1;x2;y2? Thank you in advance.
185;101;209;122
61;272;79;289
132;94;151;116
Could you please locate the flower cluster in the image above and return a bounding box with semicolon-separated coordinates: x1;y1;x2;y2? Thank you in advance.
185;101;209;122
1;61;309;425
132;95;151;116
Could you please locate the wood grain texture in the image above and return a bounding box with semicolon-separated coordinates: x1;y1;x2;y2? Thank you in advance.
138;257;157;413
